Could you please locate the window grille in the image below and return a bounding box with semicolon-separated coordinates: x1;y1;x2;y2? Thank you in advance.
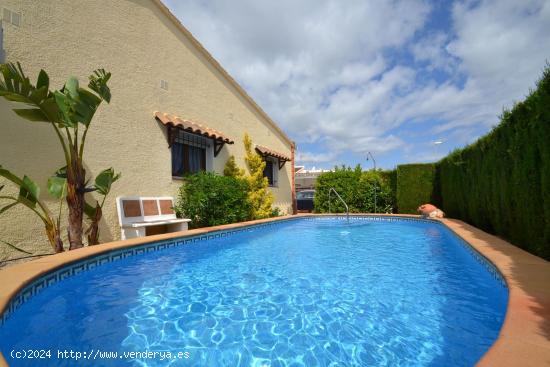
173;130;210;149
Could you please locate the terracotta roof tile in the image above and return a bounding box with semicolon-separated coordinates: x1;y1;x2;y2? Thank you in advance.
154;111;234;144
255;145;291;161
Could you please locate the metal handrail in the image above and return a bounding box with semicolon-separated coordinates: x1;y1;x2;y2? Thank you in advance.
328;187;349;221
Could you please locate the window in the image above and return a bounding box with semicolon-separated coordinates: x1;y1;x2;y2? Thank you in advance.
10;11;20;26
3;9;11;23
262;157;278;187
171;131;210;177
2;8;21;27
263;160;274;186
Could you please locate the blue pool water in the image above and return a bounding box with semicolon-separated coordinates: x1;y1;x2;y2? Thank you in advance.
0;217;507;366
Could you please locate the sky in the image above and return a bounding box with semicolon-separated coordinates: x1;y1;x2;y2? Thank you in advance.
163;0;550;169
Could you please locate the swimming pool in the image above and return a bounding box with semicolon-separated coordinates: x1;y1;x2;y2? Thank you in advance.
0;217;508;366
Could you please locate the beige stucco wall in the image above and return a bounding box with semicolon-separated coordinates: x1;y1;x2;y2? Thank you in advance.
0;0;294;259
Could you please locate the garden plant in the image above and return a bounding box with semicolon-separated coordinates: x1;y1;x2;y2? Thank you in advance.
0;63;119;252
176;133;277;227
314;165;395;213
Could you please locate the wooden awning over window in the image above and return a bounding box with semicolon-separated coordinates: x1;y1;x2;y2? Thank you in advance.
255;145;291;169
154;111;234;156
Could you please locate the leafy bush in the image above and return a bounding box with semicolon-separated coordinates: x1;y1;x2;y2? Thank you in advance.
436;66;550;260
361;170;395;213
223;155;244;177
314;165;395;213
175;172;251;228
396;164;436;214
271;207;282;217
380;169;398;213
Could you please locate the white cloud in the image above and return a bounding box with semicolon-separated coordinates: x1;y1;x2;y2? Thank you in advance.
164;0;430;137
448;0;550;106
296;151;338;164
163;0;550;167
411;32;458;73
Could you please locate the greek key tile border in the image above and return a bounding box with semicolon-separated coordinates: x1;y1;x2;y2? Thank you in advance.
0;215;507;326
0;217;295;326
448;229;508;288
304;215;437;224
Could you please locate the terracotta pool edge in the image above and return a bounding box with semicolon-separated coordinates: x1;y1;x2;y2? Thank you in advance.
440;218;550;366
0;214;548;366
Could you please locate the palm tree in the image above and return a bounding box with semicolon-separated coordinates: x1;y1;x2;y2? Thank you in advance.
0;63;116;250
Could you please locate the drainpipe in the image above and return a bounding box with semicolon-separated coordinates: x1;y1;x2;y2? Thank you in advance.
291;142;297;215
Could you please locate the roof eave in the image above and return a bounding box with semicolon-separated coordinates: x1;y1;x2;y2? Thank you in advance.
151;0;295;149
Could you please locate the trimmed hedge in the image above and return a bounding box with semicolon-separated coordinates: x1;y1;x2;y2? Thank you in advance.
314;165;395;213
396;164;436;214
437;67;550;260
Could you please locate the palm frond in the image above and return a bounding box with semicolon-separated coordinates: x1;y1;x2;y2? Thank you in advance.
0;239;33;255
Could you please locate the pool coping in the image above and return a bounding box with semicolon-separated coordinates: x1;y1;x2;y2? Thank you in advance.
0;213;549;366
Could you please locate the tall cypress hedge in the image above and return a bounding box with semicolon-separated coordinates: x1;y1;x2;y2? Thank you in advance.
437;66;550;260
396;164;436;214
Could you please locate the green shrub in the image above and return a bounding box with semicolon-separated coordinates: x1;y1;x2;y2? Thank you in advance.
436;66;550;260
381;169;398;213
223;155;244;177
314;165;395;213
271;207;282;217
175;172;251;228
396;164;436;214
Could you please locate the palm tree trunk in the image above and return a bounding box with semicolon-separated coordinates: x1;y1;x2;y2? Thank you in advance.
66;154;85;250
87;203;102;246
67;190;84;249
